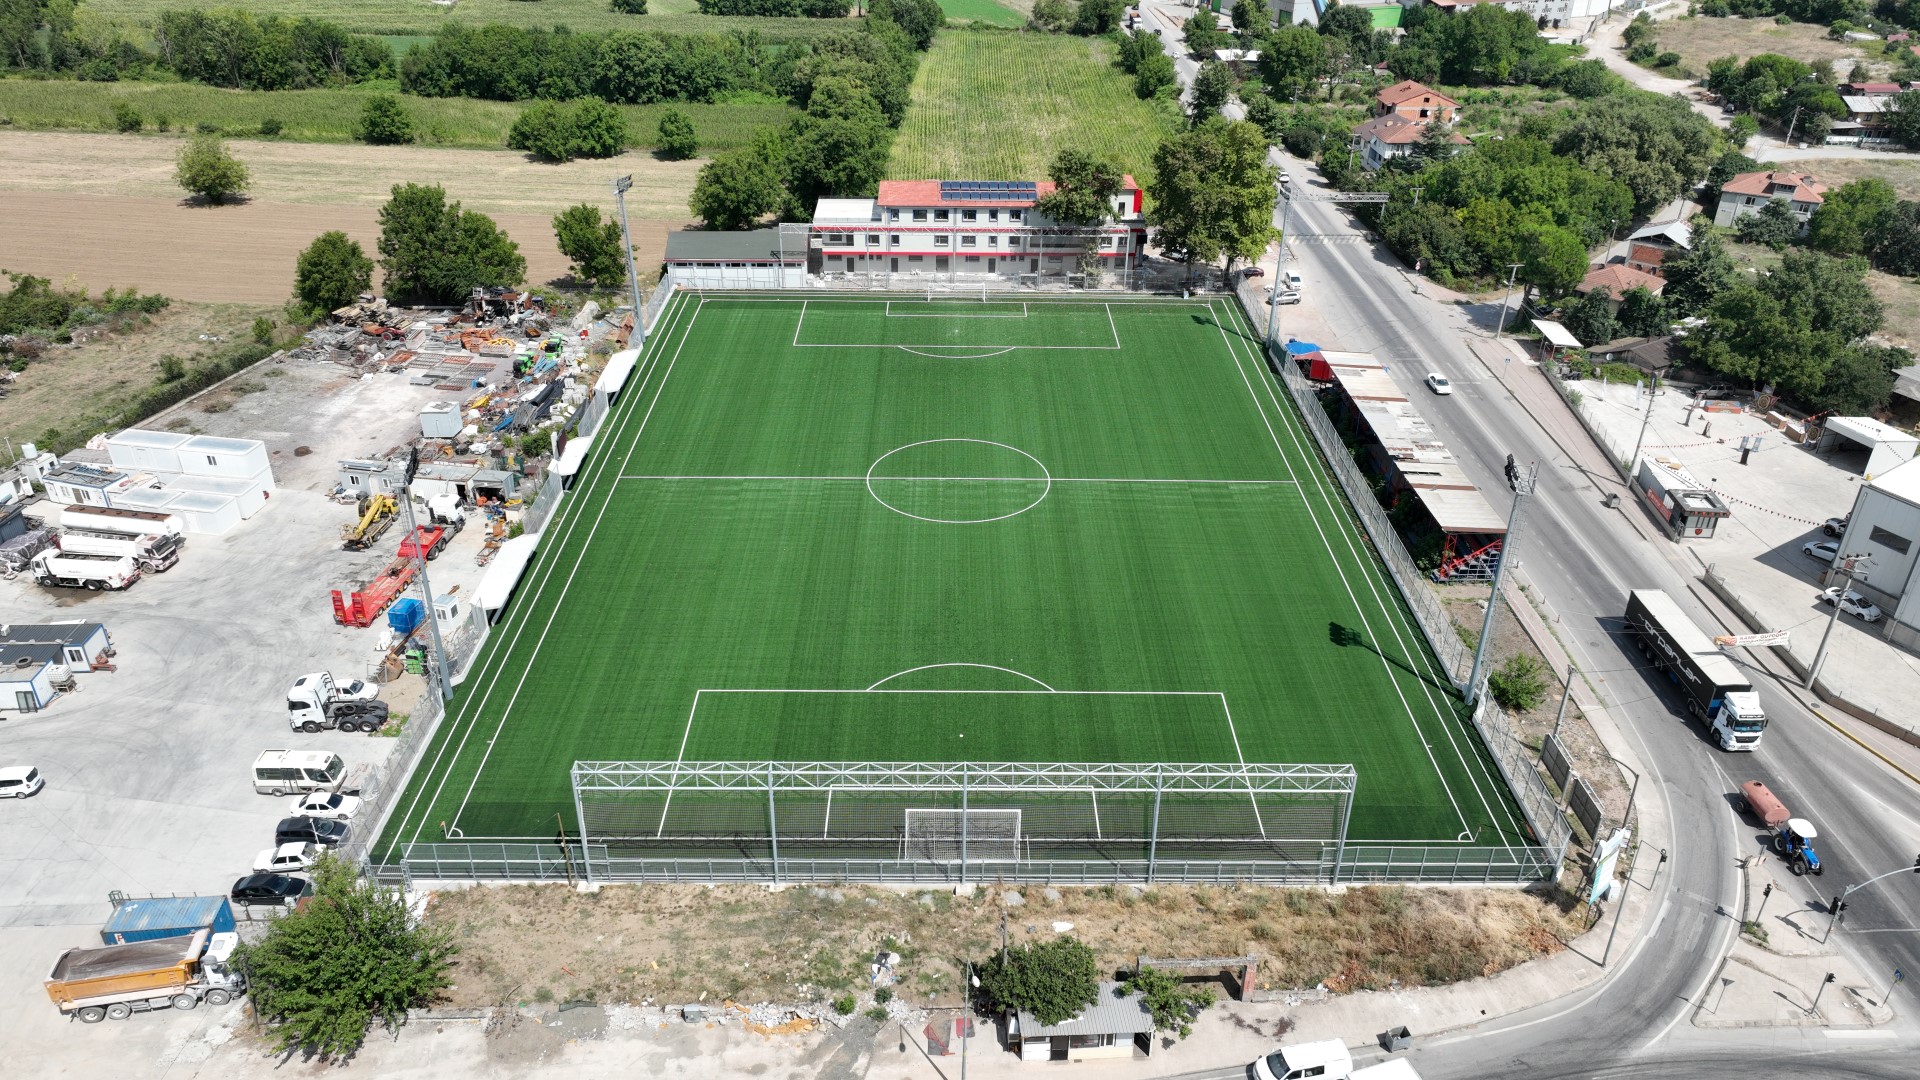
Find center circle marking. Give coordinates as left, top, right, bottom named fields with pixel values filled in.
left=865, top=439, right=1051, bottom=524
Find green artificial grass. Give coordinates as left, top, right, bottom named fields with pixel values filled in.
left=380, top=295, right=1526, bottom=859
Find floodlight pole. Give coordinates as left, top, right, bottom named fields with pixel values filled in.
left=1493, top=263, right=1524, bottom=341
left=1807, top=555, right=1870, bottom=689
left=612, top=175, right=648, bottom=348
left=1266, top=187, right=1296, bottom=350
left=401, top=459, right=452, bottom=704
left=1465, top=464, right=1536, bottom=704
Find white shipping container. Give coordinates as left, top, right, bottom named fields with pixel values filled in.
left=178, top=436, right=271, bottom=480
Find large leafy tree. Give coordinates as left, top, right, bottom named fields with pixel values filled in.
left=868, top=0, right=943, bottom=50
left=1516, top=222, right=1588, bottom=298
left=1806, top=178, right=1896, bottom=258
left=1702, top=151, right=1760, bottom=206
left=1134, top=47, right=1176, bottom=99
left=552, top=203, right=627, bottom=287
left=1258, top=24, right=1328, bottom=102
left=355, top=95, right=414, bottom=145
left=1147, top=118, right=1277, bottom=275
left=1119, top=966, right=1216, bottom=1040
left=1616, top=286, right=1668, bottom=339
left=1661, top=220, right=1736, bottom=318
left=689, top=133, right=789, bottom=230
left=1548, top=93, right=1717, bottom=214
left=293, top=231, right=375, bottom=314
left=1318, top=2, right=1376, bottom=66
left=174, top=133, right=250, bottom=205
left=1687, top=250, right=1894, bottom=403
left=377, top=183, right=526, bottom=302
left=1036, top=149, right=1124, bottom=225
left=1561, top=287, right=1617, bottom=347
left=1735, top=197, right=1801, bottom=251
left=1232, top=0, right=1265, bottom=35
left=976, top=937, right=1099, bottom=1027
left=656, top=107, right=698, bottom=159
left=1889, top=90, right=1920, bottom=152
left=1872, top=201, right=1920, bottom=277
left=1183, top=11, right=1231, bottom=57
left=235, top=855, right=456, bottom=1060
left=1190, top=59, right=1235, bottom=124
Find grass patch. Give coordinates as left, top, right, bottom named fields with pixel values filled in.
left=1642, top=15, right=1883, bottom=78
left=935, top=0, right=1025, bottom=27
left=0, top=79, right=794, bottom=154
left=888, top=29, right=1174, bottom=184
left=74, top=0, right=852, bottom=38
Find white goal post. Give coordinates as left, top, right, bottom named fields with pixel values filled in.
left=903, top=808, right=1021, bottom=864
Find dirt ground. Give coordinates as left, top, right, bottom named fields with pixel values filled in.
left=425, top=881, right=1579, bottom=1012
left=0, top=131, right=695, bottom=304
left=1651, top=16, right=1882, bottom=77
left=1775, top=156, right=1920, bottom=203
left=0, top=300, right=276, bottom=451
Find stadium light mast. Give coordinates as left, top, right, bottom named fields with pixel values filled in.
left=1465, top=462, right=1537, bottom=704
left=612, top=174, right=647, bottom=348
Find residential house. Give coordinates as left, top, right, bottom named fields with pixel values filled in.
left=1831, top=85, right=1904, bottom=146
left=1375, top=80, right=1459, bottom=124
left=1575, top=263, right=1666, bottom=308
left=808, top=179, right=1147, bottom=281
left=1711, top=171, right=1827, bottom=233
left=1589, top=335, right=1678, bottom=375
left=1352, top=114, right=1467, bottom=171
left=1624, top=219, right=1691, bottom=279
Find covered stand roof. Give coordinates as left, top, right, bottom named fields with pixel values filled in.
left=1322, top=353, right=1507, bottom=536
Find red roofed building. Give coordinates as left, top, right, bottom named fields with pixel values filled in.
left=1712, top=170, right=1827, bottom=233
left=1575, top=263, right=1666, bottom=307
left=1375, top=80, right=1460, bottom=124
left=1353, top=114, right=1468, bottom=171
left=808, top=178, right=1146, bottom=281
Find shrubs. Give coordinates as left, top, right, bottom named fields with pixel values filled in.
left=611, top=0, right=648, bottom=10
left=656, top=107, right=698, bottom=159
left=174, top=133, right=250, bottom=204
left=111, top=102, right=142, bottom=133
left=507, top=99, right=628, bottom=163
left=356, top=95, right=415, bottom=145
left=1488, top=654, right=1551, bottom=713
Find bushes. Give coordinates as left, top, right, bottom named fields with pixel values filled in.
left=611, top=0, right=648, bottom=10
left=1488, top=654, right=1551, bottom=712
left=507, top=98, right=629, bottom=162
left=355, top=95, right=415, bottom=145
left=401, top=22, right=764, bottom=104
left=111, top=101, right=141, bottom=133
left=656, top=107, right=698, bottom=158
left=697, top=0, right=851, bottom=14
left=152, top=11, right=391, bottom=91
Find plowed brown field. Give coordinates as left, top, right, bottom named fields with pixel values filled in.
left=0, top=132, right=696, bottom=304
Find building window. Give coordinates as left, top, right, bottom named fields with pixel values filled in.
left=934, top=235, right=950, bottom=246
left=965, top=255, right=981, bottom=262
left=888, top=208, right=899, bottom=221
left=988, top=236, right=999, bottom=248
left=908, top=255, right=923, bottom=262
left=934, top=209, right=950, bottom=221
left=961, top=235, right=977, bottom=247
left=961, top=209, right=976, bottom=221
left=1870, top=526, right=1912, bottom=554
left=1010, top=209, right=1023, bottom=221
left=826, top=233, right=852, bottom=245
left=1100, top=237, right=1114, bottom=249
left=1047, top=256, right=1062, bottom=263
left=912, top=209, right=927, bottom=221
left=989, top=208, right=999, bottom=221
left=890, top=234, right=901, bottom=246
left=866, top=233, right=880, bottom=245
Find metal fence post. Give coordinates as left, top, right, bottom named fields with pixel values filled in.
left=1147, top=764, right=1163, bottom=884
left=767, top=763, right=780, bottom=886
left=959, top=763, right=969, bottom=888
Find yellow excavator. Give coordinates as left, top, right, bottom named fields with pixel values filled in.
left=340, top=493, right=399, bottom=551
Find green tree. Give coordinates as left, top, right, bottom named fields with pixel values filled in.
left=1028, top=0, right=1072, bottom=32
left=870, top=0, right=944, bottom=50
left=1888, top=91, right=1920, bottom=152
left=1119, top=966, right=1216, bottom=1040
left=1622, top=12, right=1654, bottom=48
left=1190, top=59, right=1235, bottom=124
left=1518, top=222, right=1588, bottom=297
left=508, top=100, right=576, bottom=162
left=1807, top=178, right=1897, bottom=257
left=1147, top=118, right=1277, bottom=276
left=1556, top=59, right=1617, bottom=99
left=293, top=231, right=375, bottom=314
left=234, top=855, right=457, bottom=1060
left=1703, top=151, right=1760, bottom=205
left=1072, top=0, right=1125, bottom=35
left=355, top=95, right=414, bottom=145
left=377, top=182, right=526, bottom=302
left=1036, top=148, right=1123, bottom=225
left=611, top=0, right=647, bottom=11
left=552, top=203, right=627, bottom=287
left=976, top=937, right=1099, bottom=1027
left=786, top=110, right=891, bottom=210
left=1871, top=201, right=1920, bottom=277
left=1727, top=113, right=1759, bottom=149
left=1662, top=220, right=1736, bottom=317
left=174, top=133, right=250, bottom=205
left=1736, top=197, right=1802, bottom=250
left=1183, top=11, right=1230, bottom=57
left=1561, top=287, right=1618, bottom=347
left=1134, top=47, right=1177, bottom=99
left=689, top=134, right=788, bottom=230
left=1259, top=24, right=1328, bottom=101
left=1487, top=654, right=1550, bottom=712
left=1318, top=2, right=1376, bottom=65
left=1549, top=94, right=1718, bottom=214
left=656, top=107, right=698, bottom=159
left=1810, top=344, right=1906, bottom=415
left=569, top=97, right=628, bottom=158
left=1232, top=0, right=1265, bottom=35
left=112, top=101, right=142, bottom=133
left=1616, top=286, right=1668, bottom=338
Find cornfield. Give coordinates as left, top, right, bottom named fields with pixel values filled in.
left=76, top=0, right=842, bottom=38
left=887, top=30, right=1175, bottom=187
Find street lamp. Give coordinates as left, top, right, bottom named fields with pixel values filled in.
left=1627, top=361, right=1675, bottom=475
left=1492, top=263, right=1524, bottom=340
left=1265, top=184, right=1297, bottom=351
left=1821, top=855, right=1920, bottom=944
left=611, top=175, right=647, bottom=348
left=1806, top=553, right=1871, bottom=689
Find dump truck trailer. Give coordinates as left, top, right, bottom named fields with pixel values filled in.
left=45, top=929, right=245, bottom=1023
left=31, top=550, right=139, bottom=591
left=1625, top=589, right=1765, bottom=750
left=60, top=504, right=187, bottom=542
left=58, top=529, right=180, bottom=573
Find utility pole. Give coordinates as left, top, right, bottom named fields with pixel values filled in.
left=1627, top=363, right=1672, bottom=475
left=612, top=175, right=648, bottom=349
left=1807, top=554, right=1871, bottom=688
left=1266, top=185, right=1296, bottom=351
left=1466, top=463, right=1536, bottom=703
left=1493, top=263, right=1524, bottom=340
left=1542, top=662, right=1576, bottom=758
left=400, top=449, right=451, bottom=703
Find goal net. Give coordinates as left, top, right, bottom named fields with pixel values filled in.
left=904, top=808, right=1021, bottom=863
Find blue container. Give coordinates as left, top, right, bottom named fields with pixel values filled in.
left=100, top=896, right=236, bottom=945
left=388, top=597, right=425, bottom=637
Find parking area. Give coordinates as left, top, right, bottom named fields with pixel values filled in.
left=0, top=356, right=495, bottom=1055
left=1568, top=379, right=1920, bottom=725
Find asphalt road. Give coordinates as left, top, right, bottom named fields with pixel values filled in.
left=1142, top=6, right=1920, bottom=1074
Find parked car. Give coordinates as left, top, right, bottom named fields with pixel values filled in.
left=1818, top=587, right=1882, bottom=622
left=252, top=842, right=322, bottom=875
left=1822, top=515, right=1849, bottom=537
left=274, top=816, right=350, bottom=848
left=296, top=791, right=362, bottom=821
left=1801, top=540, right=1839, bottom=563
left=1243, top=266, right=1265, bottom=278
left=1267, top=289, right=1301, bottom=305
left=1425, top=373, right=1453, bottom=395
left=0, top=766, right=43, bottom=799
left=230, top=873, right=313, bottom=908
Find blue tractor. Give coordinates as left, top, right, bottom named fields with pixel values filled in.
left=1774, top=817, right=1824, bottom=876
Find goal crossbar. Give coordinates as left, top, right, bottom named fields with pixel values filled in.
left=572, top=760, right=1357, bottom=794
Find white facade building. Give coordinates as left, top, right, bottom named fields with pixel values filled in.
left=1837, top=455, right=1920, bottom=651
left=809, top=179, right=1148, bottom=284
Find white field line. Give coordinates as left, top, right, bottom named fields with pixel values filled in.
left=1215, top=693, right=1268, bottom=840
left=436, top=296, right=708, bottom=843
left=1214, top=299, right=1517, bottom=850
left=885, top=300, right=1031, bottom=318
left=393, top=291, right=699, bottom=857
left=657, top=689, right=705, bottom=837
left=1203, top=299, right=1475, bottom=844
left=1218, top=298, right=1521, bottom=847
left=615, top=474, right=1299, bottom=484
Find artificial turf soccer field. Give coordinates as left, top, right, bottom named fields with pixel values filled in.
left=379, top=294, right=1527, bottom=860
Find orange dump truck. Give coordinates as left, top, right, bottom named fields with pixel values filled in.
left=45, top=929, right=246, bottom=1023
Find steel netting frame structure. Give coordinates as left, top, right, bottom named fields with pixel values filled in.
left=571, top=760, right=1357, bottom=885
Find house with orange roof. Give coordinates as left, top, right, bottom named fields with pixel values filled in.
left=1352, top=114, right=1468, bottom=171
left=1375, top=80, right=1460, bottom=124
left=1711, top=171, right=1828, bottom=233
left=1574, top=263, right=1666, bottom=308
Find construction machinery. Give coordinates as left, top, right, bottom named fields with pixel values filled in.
left=45, top=929, right=246, bottom=1023
left=340, top=494, right=398, bottom=551
left=330, top=556, right=418, bottom=627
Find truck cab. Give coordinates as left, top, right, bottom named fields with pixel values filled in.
left=1712, top=690, right=1766, bottom=750
left=287, top=672, right=388, bottom=732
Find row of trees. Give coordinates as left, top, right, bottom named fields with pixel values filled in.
left=695, top=0, right=851, bottom=14
left=291, top=183, right=527, bottom=310
left=151, top=9, right=392, bottom=90
left=688, top=7, right=938, bottom=227
left=399, top=24, right=768, bottom=104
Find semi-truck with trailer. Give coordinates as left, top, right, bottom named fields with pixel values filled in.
left=30, top=550, right=139, bottom=591
left=1625, top=589, right=1766, bottom=750
left=45, top=929, right=246, bottom=1023
left=286, top=672, right=389, bottom=732
left=58, top=528, right=181, bottom=573
left=60, top=504, right=187, bottom=542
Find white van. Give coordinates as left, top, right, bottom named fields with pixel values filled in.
left=1253, top=1039, right=1353, bottom=1080
left=253, top=751, right=346, bottom=796
left=1284, top=269, right=1304, bottom=290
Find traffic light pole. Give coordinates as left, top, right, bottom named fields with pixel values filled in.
left=1823, top=859, right=1920, bottom=943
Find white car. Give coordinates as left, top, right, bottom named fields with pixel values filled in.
left=1425, top=373, right=1453, bottom=395
left=1801, top=540, right=1839, bottom=563
left=1819, top=587, right=1882, bottom=623
left=253, top=841, right=322, bottom=874
left=0, top=766, right=44, bottom=799
left=296, top=790, right=363, bottom=821
left=1252, top=1039, right=1353, bottom=1080
left=1278, top=171, right=1292, bottom=186
left=1267, top=289, right=1301, bottom=305
left=331, top=676, right=379, bottom=702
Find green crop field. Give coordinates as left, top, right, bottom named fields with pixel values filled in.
left=378, top=293, right=1528, bottom=873
left=888, top=29, right=1175, bottom=183
left=76, top=0, right=848, bottom=38
left=935, top=0, right=1025, bottom=27
left=0, top=79, right=794, bottom=153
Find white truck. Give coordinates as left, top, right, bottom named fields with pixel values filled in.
left=60, top=504, right=187, bottom=542
left=286, top=672, right=389, bottom=733
left=45, top=929, right=246, bottom=1023
left=58, top=528, right=181, bottom=573
left=1253, top=1041, right=1424, bottom=1080
left=30, top=550, right=139, bottom=591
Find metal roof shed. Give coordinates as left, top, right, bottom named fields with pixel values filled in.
left=178, top=435, right=271, bottom=480
left=1010, top=982, right=1153, bottom=1062
left=1818, top=416, right=1919, bottom=480
left=162, top=490, right=244, bottom=535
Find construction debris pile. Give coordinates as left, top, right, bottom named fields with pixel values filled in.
left=293, top=289, right=582, bottom=387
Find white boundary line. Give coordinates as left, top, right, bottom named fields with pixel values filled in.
left=1212, top=299, right=1522, bottom=850
left=867, top=662, right=1056, bottom=691
left=391, top=291, right=702, bottom=857
left=885, top=300, right=1030, bottom=318
left=615, top=474, right=1300, bottom=485
left=790, top=298, right=1120, bottom=351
